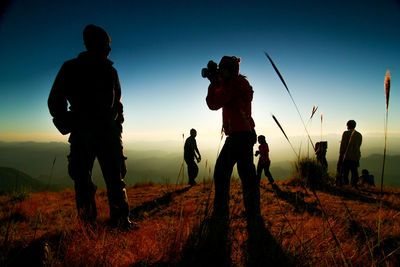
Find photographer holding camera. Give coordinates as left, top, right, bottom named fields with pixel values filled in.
left=204, top=56, right=260, bottom=221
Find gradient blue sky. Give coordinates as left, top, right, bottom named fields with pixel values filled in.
left=0, top=0, right=399, bottom=154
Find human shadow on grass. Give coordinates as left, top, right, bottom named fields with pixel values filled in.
left=178, top=213, right=231, bottom=267
left=262, top=184, right=322, bottom=216
left=246, top=215, right=295, bottom=267
left=129, top=186, right=191, bottom=220
left=323, top=185, right=400, bottom=211
left=178, top=213, right=295, bottom=266
left=1, top=232, right=63, bottom=267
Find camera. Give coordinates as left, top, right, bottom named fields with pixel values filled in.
left=201, top=60, right=218, bottom=79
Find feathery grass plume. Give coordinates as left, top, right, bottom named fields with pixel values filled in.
left=306, top=105, right=318, bottom=157
left=320, top=113, right=323, bottom=141
left=265, top=52, right=315, bottom=150
left=272, top=114, right=299, bottom=158
left=378, top=70, right=391, bottom=244
left=385, top=70, right=391, bottom=110
left=310, top=105, right=318, bottom=119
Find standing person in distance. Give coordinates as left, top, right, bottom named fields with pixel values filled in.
left=337, top=120, right=362, bottom=188
left=204, top=56, right=260, bottom=220
left=48, top=24, right=132, bottom=229
left=255, top=135, right=275, bottom=184
left=184, top=128, right=201, bottom=186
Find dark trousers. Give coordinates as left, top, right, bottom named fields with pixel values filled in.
left=256, top=160, right=274, bottom=183
left=316, top=155, right=328, bottom=169
left=213, top=131, right=260, bottom=219
left=185, top=159, right=199, bottom=185
left=341, top=160, right=359, bottom=187
left=68, top=128, right=129, bottom=222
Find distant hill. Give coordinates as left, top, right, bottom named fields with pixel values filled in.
left=0, top=167, right=60, bottom=193
left=326, top=154, right=400, bottom=187
left=360, top=154, right=400, bottom=187
left=0, top=142, right=398, bottom=188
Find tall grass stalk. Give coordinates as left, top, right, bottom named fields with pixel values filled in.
left=306, top=187, right=349, bottom=267
left=182, top=133, right=185, bottom=184
left=272, top=114, right=299, bottom=159
left=269, top=185, right=310, bottom=257
left=306, top=106, right=318, bottom=157
left=338, top=196, right=374, bottom=263
left=293, top=158, right=348, bottom=265
left=176, top=133, right=186, bottom=187
left=46, top=156, right=57, bottom=191
left=378, top=70, right=391, bottom=245
left=265, top=52, right=315, bottom=150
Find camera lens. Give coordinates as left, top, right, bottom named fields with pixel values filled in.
left=201, top=68, right=209, bottom=78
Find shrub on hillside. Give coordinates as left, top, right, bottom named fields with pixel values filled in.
left=290, top=157, right=331, bottom=190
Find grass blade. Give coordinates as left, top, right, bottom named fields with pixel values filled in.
left=272, top=114, right=299, bottom=158
left=265, top=52, right=315, bottom=150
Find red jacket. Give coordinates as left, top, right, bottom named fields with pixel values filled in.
left=259, top=143, right=270, bottom=162
left=206, top=75, right=255, bottom=134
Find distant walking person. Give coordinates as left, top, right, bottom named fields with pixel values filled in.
left=337, top=120, right=362, bottom=188
left=255, top=135, right=274, bottom=184
left=204, top=56, right=260, bottom=220
left=184, top=129, right=201, bottom=186
left=48, top=25, right=132, bottom=229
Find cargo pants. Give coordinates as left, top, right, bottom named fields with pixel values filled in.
left=67, top=125, right=129, bottom=222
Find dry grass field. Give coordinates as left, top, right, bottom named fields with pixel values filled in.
left=1, top=178, right=400, bottom=266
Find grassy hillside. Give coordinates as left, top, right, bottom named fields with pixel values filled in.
left=0, top=179, right=399, bottom=266
left=0, top=167, right=60, bottom=194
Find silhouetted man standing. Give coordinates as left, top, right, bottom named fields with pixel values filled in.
left=337, top=120, right=362, bottom=188
left=184, top=129, right=201, bottom=186
left=48, top=24, right=132, bottom=229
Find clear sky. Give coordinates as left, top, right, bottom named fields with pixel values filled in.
left=0, top=0, right=399, bottom=155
